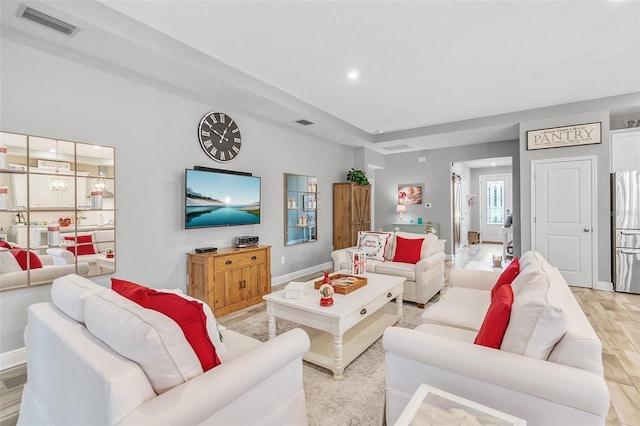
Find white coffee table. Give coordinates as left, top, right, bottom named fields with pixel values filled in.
left=263, top=272, right=404, bottom=379
left=394, top=384, right=526, bottom=426
left=95, top=253, right=115, bottom=273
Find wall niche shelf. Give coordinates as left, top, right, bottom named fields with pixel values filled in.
left=284, top=173, right=317, bottom=246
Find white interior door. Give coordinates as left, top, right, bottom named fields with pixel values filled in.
left=532, top=157, right=596, bottom=287
left=480, top=174, right=512, bottom=243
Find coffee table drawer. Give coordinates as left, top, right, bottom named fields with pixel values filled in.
left=341, top=284, right=402, bottom=330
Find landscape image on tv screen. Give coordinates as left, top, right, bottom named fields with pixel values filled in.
left=185, top=169, right=261, bottom=228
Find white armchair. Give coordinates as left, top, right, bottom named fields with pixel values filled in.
left=332, top=232, right=445, bottom=307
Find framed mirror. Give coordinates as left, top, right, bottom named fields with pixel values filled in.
left=0, top=131, right=116, bottom=291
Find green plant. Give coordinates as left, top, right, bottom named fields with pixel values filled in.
left=346, top=168, right=369, bottom=185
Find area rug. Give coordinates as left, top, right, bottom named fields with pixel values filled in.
left=223, top=301, right=427, bottom=426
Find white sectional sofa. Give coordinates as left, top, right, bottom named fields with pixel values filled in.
left=18, top=274, right=310, bottom=426
left=383, top=251, right=609, bottom=426
left=0, top=247, right=89, bottom=289
left=331, top=231, right=445, bottom=307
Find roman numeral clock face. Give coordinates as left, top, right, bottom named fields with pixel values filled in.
left=198, top=112, right=242, bottom=162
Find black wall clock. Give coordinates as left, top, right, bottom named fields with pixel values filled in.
left=198, top=112, right=242, bottom=162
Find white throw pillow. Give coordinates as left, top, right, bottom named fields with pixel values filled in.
left=159, top=288, right=227, bottom=358
left=0, top=248, right=21, bottom=273
left=84, top=289, right=203, bottom=394
left=357, top=232, right=392, bottom=261
left=501, top=270, right=570, bottom=359
left=518, top=250, right=553, bottom=276
left=51, top=274, right=107, bottom=323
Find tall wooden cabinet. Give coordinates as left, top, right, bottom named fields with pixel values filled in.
left=187, top=245, right=271, bottom=316
left=333, top=183, right=371, bottom=250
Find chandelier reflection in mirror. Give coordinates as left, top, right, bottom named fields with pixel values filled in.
left=91, top=164, right=108, bottom=191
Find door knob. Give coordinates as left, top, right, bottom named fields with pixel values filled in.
left=583, top=228, right=591, bottom=232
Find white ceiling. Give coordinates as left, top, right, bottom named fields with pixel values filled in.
left=1, top=0, right=639, bottom=154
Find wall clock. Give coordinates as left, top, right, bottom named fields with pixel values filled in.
left=198, top=112, right=242, bottom=162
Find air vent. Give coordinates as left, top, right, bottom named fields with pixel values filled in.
left=383, top=145, right=411, bottom=151
left=18, top=5, right=79, bottom=36
left=295, top=119, right=314, bottom=126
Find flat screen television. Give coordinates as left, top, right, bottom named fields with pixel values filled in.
left=185, top=168, right=261, bottom=229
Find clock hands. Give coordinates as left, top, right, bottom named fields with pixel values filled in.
left=212, top=128, right=229, bottom=143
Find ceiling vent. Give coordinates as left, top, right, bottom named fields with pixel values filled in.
left=295, top=119, right=314, bottom=126
left=17, top=5, right=79, bottom=36
left=383, top=144, right=411, bottom=151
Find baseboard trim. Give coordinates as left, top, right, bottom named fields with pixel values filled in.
left=272, top=262, right=333, bottom=287
left=0, top=347, right=26, bottom=371
left=595, top=281, right=613, bottom=291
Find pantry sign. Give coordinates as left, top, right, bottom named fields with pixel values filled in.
left=527, top=122, right=601, bottom=151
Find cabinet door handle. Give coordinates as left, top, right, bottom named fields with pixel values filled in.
left=226, top=260, right=232, bottom=265
left=238, top=281, right=242, bottom=289
left=360, top=308, right=367, bottom=315
left=251, top=256, right=257, bottom=260
left=621, top=249, right=640, bottom=255
left=387, top=292, right=392, bottom=298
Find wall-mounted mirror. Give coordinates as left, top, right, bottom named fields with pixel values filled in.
left=284, top=173, right=317, bottom=246
left=0, top=131, right=116, bottom=291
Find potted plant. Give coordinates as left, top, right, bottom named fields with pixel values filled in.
left=346, top=168, right=369, bottom=185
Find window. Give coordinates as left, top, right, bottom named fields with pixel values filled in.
left=486, top=180, right=504, bottom=225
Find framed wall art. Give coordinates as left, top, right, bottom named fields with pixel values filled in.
left=527, top=122, right=601, bottom=151
left=398, top=184, right=423, bottom=205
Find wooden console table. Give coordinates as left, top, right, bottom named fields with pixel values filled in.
left=187, top=245, right=271, bottom=316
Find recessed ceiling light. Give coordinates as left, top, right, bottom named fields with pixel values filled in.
left=347, top=70, right=359, bottom=80
left=491, top=162, right=496, bottom=166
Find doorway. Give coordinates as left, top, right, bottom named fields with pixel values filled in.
left=532, top=156, right=596, bottom=287
left=452, top=174, right=462, bottom=254
left=479, top=174, right=512, bottom=243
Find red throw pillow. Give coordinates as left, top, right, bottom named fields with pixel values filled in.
left=64, top=235, right=97, bottom=256
left=0, top=241, right=12, bottom=249
left=474, top=284, right=514, bottom=349
left=111, top=278, right=220, bottom=371
left=491, top=257, right=519, bottom=299
left=392, top=236, right=424, bottom=264
left=11, top=249, right=43, bottom=270
left=111, top=278, right=150, bottom=305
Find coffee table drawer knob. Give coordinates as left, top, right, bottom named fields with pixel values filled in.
left=360, top=308, right=367, bottom=315
left=387, top=292, right=392, bottom=298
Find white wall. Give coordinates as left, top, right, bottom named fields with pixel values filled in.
left=519, top=111, right=611, bottom=284
left=373, top=140, right=520, bottom=257
left=0, top=37, right=353, bottom=353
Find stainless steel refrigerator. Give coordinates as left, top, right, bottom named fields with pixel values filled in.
left=612, top=171, right=640, bottom=294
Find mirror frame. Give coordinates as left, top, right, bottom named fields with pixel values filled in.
left=0, top=131, right=116, bottom=291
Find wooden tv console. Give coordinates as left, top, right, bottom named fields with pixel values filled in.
left=187, top=245, right=271, bottom=316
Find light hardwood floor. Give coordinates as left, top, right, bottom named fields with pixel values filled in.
left=1, top=244, right=638, bottom=426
